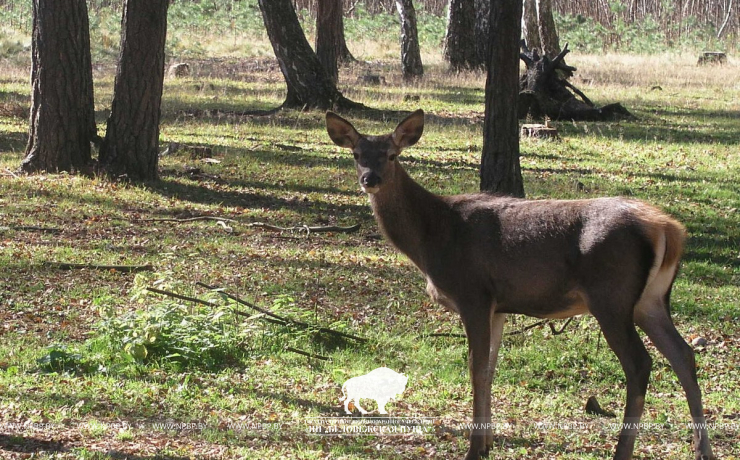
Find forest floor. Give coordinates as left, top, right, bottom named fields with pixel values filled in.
left=1, top=55, right=739, bottom=459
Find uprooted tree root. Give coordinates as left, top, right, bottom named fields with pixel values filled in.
left=518, top=42, right=634, bottom=122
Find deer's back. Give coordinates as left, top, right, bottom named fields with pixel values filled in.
left=424, top=195, right=675, bottom=317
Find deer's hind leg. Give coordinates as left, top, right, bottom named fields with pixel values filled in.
left=634, top=279, right=714, bottom=460
left=587, top=283, right=653, bottom=460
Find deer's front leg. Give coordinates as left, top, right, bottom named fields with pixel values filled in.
left=462, top=308, right=494, bottom=460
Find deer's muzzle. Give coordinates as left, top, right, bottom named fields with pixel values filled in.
left=360, top=172, right=381, bottom=194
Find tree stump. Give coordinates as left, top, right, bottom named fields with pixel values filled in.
left=697, top=52, right=727, bottom=65
left=518, top=42, right=633, bottom=122
left=521, top=122, right=559, bottom=139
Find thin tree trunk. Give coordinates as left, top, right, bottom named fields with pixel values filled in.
left=100, top=0, right=168, bottom=181
left=395, top=0, right=424, bottom=80
left=536, top=0, right=561, bottom=58
left=717, top=0, right=734, bottom=38
left=474, top=0, right=491, bottom=69
left=480, top=0, right=524, bottom=197
left=21, top=0, right=96, bottom=174
left=259, top=0, right=358, bottom=110
left=444, top=0, right=479, bottom=71
left=522, top=0, right=541, bottom=50
left=316, top=0, right=341, bottom=83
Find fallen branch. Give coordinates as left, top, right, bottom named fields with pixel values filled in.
left=134, top=216, right=237, bottom=223
left=248, top=222, right=360, bottom=235
left=507, top=318, right=575, bottom=337
left=548, top=317, right=574, bottom=335
left=2, top=168, right=19, bottom=178
left=286, top=347, right=330, bottom=361
left=197, top=282, right=367, bottom=343
left=422, top=332, right=467, bottom=339
left=146, top=287, right=286, bottom=325
left=195, top=282, right=288, bottom=324
left=506, top=319, right=548, bottom=336
left=146, top=287, right=217, bottom=307
left=1, top=225, right=62, bottom=234
left=45, top=262, right=154, bottom=272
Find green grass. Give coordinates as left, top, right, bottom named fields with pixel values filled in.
left=2, top=48, right=740, bottom=460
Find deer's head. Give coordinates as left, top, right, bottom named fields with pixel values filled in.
left=326, top=110, right=424, bottom=194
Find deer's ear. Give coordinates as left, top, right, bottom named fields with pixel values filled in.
left=326, top=112, right=361, bottom=149
left=392, top=109, right=424, bottom=149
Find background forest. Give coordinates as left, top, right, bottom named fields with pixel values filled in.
left=1, top=0, right=738, bottom=62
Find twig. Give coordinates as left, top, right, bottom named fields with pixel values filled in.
left=286, top=347, right=330, bottom=361
left=195, top=282, right=289, bottom=324
left=1, top=225, right=62, bottom=234
left=548, top=317, right=574, bottom=335
left=506, top=319, right=548, bottom=336
left=422, top=332, right=467, bottom=339
left=2, top=168, right=19, bottom=178
left=146, top=287, right=285, bottom=325
left=506, top=318, right=575, bottom=337
left=146, top=287, right=217, bottom=306
left=248, top=222, right=360, bottom=235
left=197, top=282, right=367, bottom=343
left=44, top=262, right=154, bottom=272
left=134, top=216, right=237, bottom=223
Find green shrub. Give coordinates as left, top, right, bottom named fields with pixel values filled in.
left=36, top=345, right=93, bottom=375
left=94, top=274, right=253, bottom=370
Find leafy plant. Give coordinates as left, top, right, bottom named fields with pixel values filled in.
left=95, top=287, right=251, bottom=370
left=36, top=344, right=91, bottom=375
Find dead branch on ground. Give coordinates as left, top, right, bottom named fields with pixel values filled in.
left=44, top=262, right=154, bottom=272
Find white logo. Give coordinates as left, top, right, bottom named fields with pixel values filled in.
left=340, top=367, right=408, bottom=415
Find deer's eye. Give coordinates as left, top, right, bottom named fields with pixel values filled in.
left=388, top=154, right=397, bottom=162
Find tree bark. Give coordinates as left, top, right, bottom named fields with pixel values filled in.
left=259, top=0, right=357, bottom=110
left=395, top=0, right=424, bottom=80
left=444, top=0, right=479, bottom=71
left=100, top=0, right=168, bottom=181
left=522, top=0, right=540, bottom=50
left=474, top=0, right=491, bottom=69
left=536, top=0, right=561, bottom=58
left=316, top=0, right=341, bottom=83
left=320, top=0, right=355, bottom=64
left=21, top=0, right=96, bottom=174
left=480, top=0, right=524, bottom=197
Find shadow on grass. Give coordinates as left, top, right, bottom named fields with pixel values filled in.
left=149, top=173, right=369, bottom=218
left=0, top=128, right=26, bottom=153
left=0, top=434, right=192, bottom=460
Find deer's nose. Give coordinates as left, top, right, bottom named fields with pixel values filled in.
left=361, top=172, right=381, bottom=188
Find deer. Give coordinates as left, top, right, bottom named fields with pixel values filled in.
left=325, top=109, right=714, bottom=460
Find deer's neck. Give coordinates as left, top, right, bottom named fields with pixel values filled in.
left=368, top=165, right=449, bottom=271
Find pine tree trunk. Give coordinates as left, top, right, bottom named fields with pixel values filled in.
left=395, top=0, right=424, bottom=80
left=100, top=0, right=168, bottom=181
left=21, top=0, right=96, bottom=174
left=444, top=0, right=479, bottom=71
left=316, top=0, right=355, bottom=65
left=480, top=0, right=524, bottom=197
left=316, top=0, right=341, bottom=83
left=522, top=0, right=541, bottom=50
left=536, top=0, right=561, bottom=58
left=474, top=0, right=491, bottom=69
left=259, top=0, right=358, bottom=110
